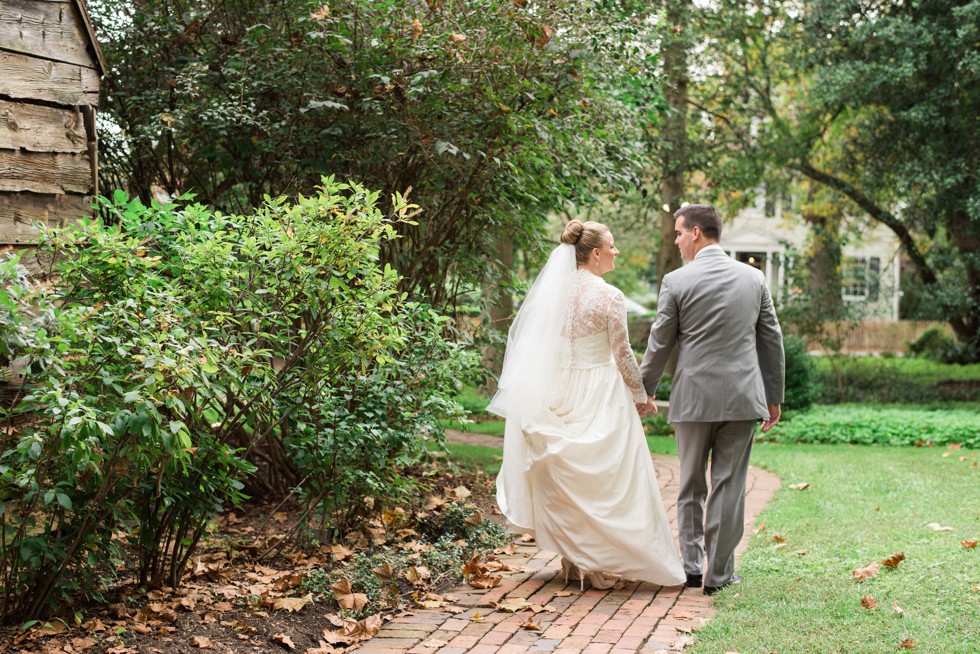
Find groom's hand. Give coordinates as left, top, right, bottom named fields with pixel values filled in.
left=760, top=403, right=781, bottom=432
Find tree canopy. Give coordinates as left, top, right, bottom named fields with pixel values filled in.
left=693, top=0, right=979, bottom=360
left=92, top=0, right=656, bottom=309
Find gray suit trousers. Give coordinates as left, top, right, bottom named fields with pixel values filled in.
left=674, top=420, right=756, bottom=587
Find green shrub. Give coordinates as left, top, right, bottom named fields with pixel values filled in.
left=782, top=334, right=814, bottom=411
left=759, top=405, right=980, bottom=448
left=908, top=326, right=957, bottom=361
left=0, top=178, right=476, bottom=622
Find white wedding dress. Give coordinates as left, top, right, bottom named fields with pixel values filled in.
left=496, top=268, right=685, bottom=586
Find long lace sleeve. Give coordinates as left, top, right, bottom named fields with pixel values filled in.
left=606, top=290, right=647, bottom=404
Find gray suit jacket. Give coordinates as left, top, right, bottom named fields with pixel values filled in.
left=639, top=246, right=785, bottom=423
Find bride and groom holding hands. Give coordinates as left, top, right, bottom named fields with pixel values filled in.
left=488, top=203, right=785, bottom=595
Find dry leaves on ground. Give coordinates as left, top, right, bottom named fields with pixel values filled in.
left=852, top=561, right=881, bottom=581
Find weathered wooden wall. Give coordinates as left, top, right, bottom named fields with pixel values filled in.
left=0, top=0, right=103, bottom=245
left=0, top=0, right=104, bottom=390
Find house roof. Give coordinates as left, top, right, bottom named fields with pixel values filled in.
left=75, top=0, right=107, bottom=77
left=721, top=229, right=786, bottom=252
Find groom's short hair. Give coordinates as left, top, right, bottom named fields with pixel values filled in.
left=676, top=204, right=722, bottom=241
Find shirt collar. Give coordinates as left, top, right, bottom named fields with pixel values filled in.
left=694, top=244, right=725, bottom=260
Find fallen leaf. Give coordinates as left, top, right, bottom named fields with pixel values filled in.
left=881, top=552, right=906, bottom=568
left=773, top=534, right=786, bottom=543
left=520, top=615, right=540, bottom=631
left=899, top=638, right=915, bottom=649
left=789, top=482, right=810, bottom=490
left=420, top=639, right=447, bottom=648
left=425, top=495, right=446, bottom=510
left=274, top=594, right=313, bottom=613
left=852, top=561, right=880, bottom=581
left=372, top=562, right=395, bottom=580
left=493, top=597, right=531, bottom=613
left=796, top=549, right=809, bottom=556
left=753, top=521, right=767, bottom=535
left=407, top=565, right=432, bottom=585
left=961, top=540, right=978, bottom=549
left=330, top=544, right=354, bottom=562
left=71, top=637, right=98, bottom=650
left=894, top=602, right=905, bottom=616
left=190, top=636, right=212, bottom=649
left=861, top=596, right=877, bottom=610
left=273, top=633, right=296, bottom=650
left=528, top=603, right=556, bottom=614
left=37, top=619, right=70, bottom=636
left=948, top=443, right=963, bottom=450
left=925, top=522, right=954, bottom=531
left=213, top=601, right=234, bottom=612
left=275, top=573, right=305, bottom=592
left=330, top=578, right=368, bottom=611
left=305, top=644, right=338, bottom=654
left=554, top=591, right=574, bottom=597
left=470, top=611, right=483, bottom=622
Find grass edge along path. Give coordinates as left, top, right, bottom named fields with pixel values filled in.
left=688, top=442, right=980, bottom=654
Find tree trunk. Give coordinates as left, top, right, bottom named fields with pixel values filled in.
left=656, top=0, right=690, bottom=287
left=482, top=236, right=515, bottom=393
left=802, top=182, right=842, bottom=317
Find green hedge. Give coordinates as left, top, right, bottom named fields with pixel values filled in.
left=760, top=405, right=980, bottom=448
left=810, top=356, right=980, bottom=404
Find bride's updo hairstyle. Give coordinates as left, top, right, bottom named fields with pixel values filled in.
left=561, top=220, right=609, bottom=267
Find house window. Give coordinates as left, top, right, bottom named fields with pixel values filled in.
left=841, top=256, right=881, bottom=301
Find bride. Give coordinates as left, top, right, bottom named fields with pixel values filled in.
left=488, top=220, right=685, bottom=589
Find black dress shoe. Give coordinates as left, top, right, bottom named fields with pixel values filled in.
left=704, top=575, right=742, bottom=596
left=685, top=573, right=703, bottom=588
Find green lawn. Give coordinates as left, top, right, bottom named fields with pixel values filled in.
left=692, top=442, right=980, bottom=654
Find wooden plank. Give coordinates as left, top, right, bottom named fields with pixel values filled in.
left=0, top=51, right=99, bottom=105
left=0, top=99, right=87, bottom=153
left=0, top=0, right=97, bottom=69
left=0, top=150, right=93, bottom=194
left=0, top=192, right=92, bottom=244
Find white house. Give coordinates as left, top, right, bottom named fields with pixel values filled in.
left=719, top=195, right=902, bottom=320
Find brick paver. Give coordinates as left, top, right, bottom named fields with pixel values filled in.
left=354, top=432, right=778, bottom=654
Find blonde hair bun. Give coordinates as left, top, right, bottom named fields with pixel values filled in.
left=561, top=220, right=584, bottom=245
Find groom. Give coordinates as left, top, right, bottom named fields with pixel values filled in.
left=639, top=203, right=784, bottom=595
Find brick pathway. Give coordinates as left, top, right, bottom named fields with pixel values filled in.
left=354, top=432, right=779, bottom=654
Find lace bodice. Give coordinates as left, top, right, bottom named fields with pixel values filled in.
left=563, top=269, right=647, bottom=403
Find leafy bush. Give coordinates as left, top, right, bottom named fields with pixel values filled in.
left=908, top=327, right=958, bottom=362
left=782, top=334, right=814, bottom=411
left=758, top=405, right=980, bottom=448
left=0, top=178, right=476, bottom=622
